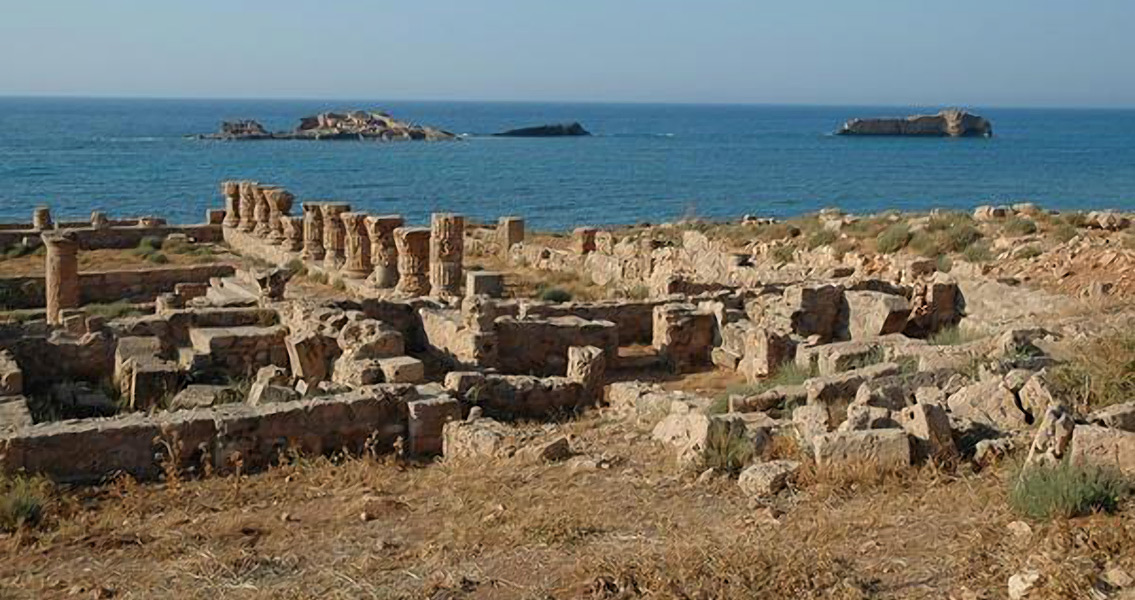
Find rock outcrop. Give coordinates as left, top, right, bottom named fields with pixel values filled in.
left=836, top=109, right=992, bottom=137
left=201, top=110, right=456, bottom=141
left=493, top=122, right=591, bottom=137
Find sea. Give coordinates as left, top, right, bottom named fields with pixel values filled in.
left=1, top=98, right=1133, bottom=230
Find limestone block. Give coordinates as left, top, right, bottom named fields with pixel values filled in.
left=813, top=429, right=911, bottom=471
left=169, top=385, right=242, bottom=410
left=793, top=403, right=834, bottom=448
left=466, top=271, right=505, bottom=298
left=0, top=396, right=32, bottom=431
left=332, top=358, right=385, bottom=387
left=805, top=362, right=901, bottom=407
left=737, top=326, right=795, bottom=383
left=845, top=291, right=911, bottom=340
left=1023, top=404, right=1074, bottom=469
left=566, top=345, right=606, bottom=397
left=711, top=347, right=741, bottom=371
left=783, top=283, right=845, bottom=342
left=839, top=405, right=897, bottom=431
left=1070, top=425, right=1135, bottom=477
left=899, top=402, right=957, bottom=461
left=1089, top=401, right=1135, bottom=432
left=498, top=216, right=525, bottom=253
left=947, top=379, right=1031, bottom=432
left=286, top=330, right=335, bottom=386
left=444, top=371, right=487, bottom=397
left=376, top=356, right=425, bottom=384
left=652, top=303, right=716, bottom=373
left=408, top=395, right=462, bottom=455
left=0, top=351, right=24, bottom=396
left=442, top=417, right=514, bottom=459
left=337, top=319, right=404, bottom=361
left=738, top=460, right=801, bottom=498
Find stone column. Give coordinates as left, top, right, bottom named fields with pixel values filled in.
left=90, top=211, right=109, bottom=230
left=340, top=212, right=371, bottom=279
left=574, top=227, right=597, bottom=255
left=253, top=185, right=275, bottom=238
left=281, top=216, right=305, bottom=252
left=320, top=203, right=351, bottom=270
left=43, top=232, right=79, bottom=326
left=498, top=216, right=524, bottom=253
left=264, top=187, right=294, bottom=245
left=301, top=202, right=325, bottom=261
left=222, top=181, right=241, bottom=228
left=364, top=215, right=403, bottom=288
left=238, top=181, right=258, bottom=232
left=33, top=206, right=52, bottom=232
left=429, top=213, right=464, bottom=297
left=394, top=227, right=431, bottom=296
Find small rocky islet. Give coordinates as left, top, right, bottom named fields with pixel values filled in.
left=199, top=110, right=457, bottom=141
left=837, top=108, right=993, bottom=137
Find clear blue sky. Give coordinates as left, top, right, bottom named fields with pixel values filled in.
left=2, top=0, right=1132, bottom=107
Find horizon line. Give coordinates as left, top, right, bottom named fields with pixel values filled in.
left=1, top=93, right=1133, bottom=112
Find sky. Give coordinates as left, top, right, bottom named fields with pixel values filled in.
left=1, top=0, right=1133, bottom=108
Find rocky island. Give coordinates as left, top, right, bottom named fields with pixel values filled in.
left=199, top=110, right=456, bottom=141
left=837, top=108, right=993, bottom=137
left=493, top=122, right=591, bottom=137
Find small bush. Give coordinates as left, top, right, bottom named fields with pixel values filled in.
left=907, top=231, right=942, bottom=257
left=1048, top=328, right=1135, bottom=413
left=1061, top=212, right=1088, bottom=228
left=770, top=244, right=796, bottom=263
left=624, top=284, right=650, bottom=300
left=0, top=475, right=48, bottom=532
left=876, top=224, right=911, bottom=254
left=1003, top=217, right=1038, bottom=237
left=540, top=287, right=573, bottom=303
left=331, top=278, right=347, bottom=291
left=308, top=271, right=329, bottom=285
left=2, top=243, right=38, bottom=260
left=961, top=242, right=993, bottom=263
left=137, top=236, right=162, bottom=253
left=146, top=252, right=170, bottom=265
left=924, top=212, right=974, bottom=232
left=285, top=258, right=308, bottom=276
left=1052, top=223, right=1078, bottom=243
left=936, top=254, right=953, bottom=273
left=1010, top=462, right=1128, bottom=520
left=928, top=325, right=982, bottom=346
left=701, top=421, right=756, bottom=476
left=806, top=229, right=838, bottom=250
left=941, top=224, right=982, bottom=252
left=1015, top=245, right=1042, bottom=259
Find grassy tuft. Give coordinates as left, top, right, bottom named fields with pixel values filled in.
left=1002, top=217, right=1038, bottom=237
left=0, top=474, right=49, bottom=532
left=145, top=252, right=170, bottom=265
left=961, top=241, right=994, bottom=263
left=1015, top=245, right=1043, bottom=259
left=85, top=301, right=145, bottom=320
left=1048, top=327, right=1135, bottom=413
left=806, top=229, right=838, bottom=250
left=875, top=224, right=911, bottom=254
left=928, top=325, right=983, bottom=346
left=1010, top=462, right=1128, bottom=520
left=701, top=420, right=756, bottom=476
left=770, top=244, right=796, bottom=263
left=539, top=287, right=573, bottom=303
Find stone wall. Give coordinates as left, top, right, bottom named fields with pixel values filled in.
left=0, top=265, right=236, bottom=310
left=0, top=384, right=417, bottom=483
left=495, top=316, right=618, bottom=376
left=0, top=224, right=222, bottom=252
left=0, top=332, right=117, bottom=387
left=520, top=299, right=664, bottom=345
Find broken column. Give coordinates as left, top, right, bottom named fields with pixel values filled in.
left=461, top=294, right=500, bottom=367
left=574, top=227, right=598, bottom=254
left=90, top=211, right=109, bottom=230
left=320, top=203, right=351, bottom=270
left=364, top=215, right=403, bottom=288
left=301, top=202, right=325, bottom=261
left=221, top=180, right=241, bottom=228
left=281, top=216, right=304, bottom=252
left=498, top=216, right=525, bottom=255
left=238, top=181, right=257, bottom=232
left=394, top=227, right=431, bottom=296
left=340, top=212, right=371, bottom=279
left=33, top=206, right=52, bottom=232
left=429, top=213, right=464, bottom=297
left=264, top=187, right=294, bottom=246
left=253, top=185, right=276, bottom=238
left=567, top=345, right=606, bottom=401
left=43, top=231, right=79, bottom=325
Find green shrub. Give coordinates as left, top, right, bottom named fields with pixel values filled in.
left=701, top=420, right=756, bottom=476
left=875, top=224, right=911, bottom=254
left=1015, top=245, right=1043, bottom=259
left=1010, top=462, right=1128, bottom=520
left=928, top=325, right=982, bottom=346
left=907, top=231, right=942, bottom=257
left=0, top=475, right=48, bottom=532
left=941, top=224, right=982, bottom=252
left=137, top=236, right=162, bottom=253
left=146, top=252, right=170, bottom=265
left=1003, top=217, right=1038, bottom=237
left=2, top=243, right=38, bottom=260
left=1061, top=212, right=1088, bottom=228
left=1052, top=223, right=1078, bottom=243
left=961, top=242, right=993, bottom=263
left=285, top=258, right=308, bottom=276
left=624, top=284, right=650, bottom=300
left=936, top=254, right=953, bottom=273
left=771, top=244, right=796, bottom=263
left=540, top=287, right=573, bottom=303
left=924, top=212, right=974, bottom=232
left=806, top=229, right=838, bottom=250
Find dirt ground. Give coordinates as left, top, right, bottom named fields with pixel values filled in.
left=2, top=403, right=1132, bottom=600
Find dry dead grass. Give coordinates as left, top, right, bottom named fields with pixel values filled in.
left=0, top=246, right=235, bottom=278
left=2, top=410, right=1131, bottom=599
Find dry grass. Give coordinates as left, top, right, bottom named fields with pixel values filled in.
left=5, top=409, right=1128, bottom=599
left=1048, top=325, right=1135, bottom=414
left=0, top=245, right=234, bottom=277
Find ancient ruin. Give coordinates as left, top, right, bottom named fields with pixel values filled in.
left=2, top=188, right=1134, bottom=598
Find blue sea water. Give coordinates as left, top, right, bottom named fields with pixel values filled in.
left=0, top=98, right=1133, bottom=230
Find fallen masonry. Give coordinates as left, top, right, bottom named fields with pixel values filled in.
left=0, top=190, right=1133, bottom=506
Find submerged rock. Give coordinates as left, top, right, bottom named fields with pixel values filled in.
left=493, top=122, right=591, bottom=137
left=836, top=109, right=992, bottom=137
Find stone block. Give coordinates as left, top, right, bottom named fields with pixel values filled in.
left=1070, top=425, right=1135, bottom=477
left=899, top=402, right=957, bottom=461
left=839, top=405, right=897, bottom=431
left=443, top=417, right=514, bottom=459
left=738, top=326, right=795, bottom=383
left=845, top=291, right=911, bottom=340
left=813, top=429, right=911, bottom=471
left=652, top=303, right=716, bottom=373
left=738, top=460, right=801, bottom=498
left=0, top=351, right=23, bottom=396
left=407, top=395, right=462, bottom=456
left=0, top=396, right=33, bottom=431
left=1089, top=401, right=1135, bottom=432
left=376, top=356, right=425, bottom=384
left=466, top=271, right=505, bottom=298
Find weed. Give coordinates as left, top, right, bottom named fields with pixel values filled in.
left=876, top=223, right=911, bottom=254
left=0, top=474, right=49, bottom=532
left=770, top=244, right=796, bottom=263
left=962, top=241, right=993, bottom=263
left=1003, top=217, right=1038, bottom=237
left=936, top=254, right=953, bottom=273
left=928, top=325, right=983, bottom=346
left=146, top=252, right=169, bottom=265
left=85, top=301, right=145, bottom=320
left=1047, top=327, right=1135, bottom=413
left=941, top=223, right=983, bottom=252
left=331, top=278, right=347, bottom=291
left=1010, top=462, right=1128, bottom=520
left=540, top=287, right=573, bottom=303
left=1061, top=212, right=1088, bottom=228
left=806, top=229, right=838, bottom=250
left=1051, top=223, right=1078, bottom=243
left=1015, top=245, right=1043, bottom=259
left=285, top=258, right=308, bottom=276
left=701, top=420, right=756, bottom=476
left=623, top=284, right=650, bottom=300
